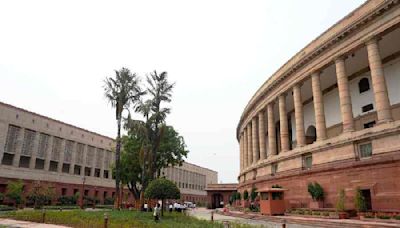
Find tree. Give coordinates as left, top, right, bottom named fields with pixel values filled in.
left=26, top=182, right=55, bottom=209
left=104, top=67, right=144, bottom=209
left=307, top=182, right=324, bottom=201
left=144, top=178, right=180, bottom=216
left=243, top=190, right=249, bottom=201
left=6, top=180, right=24, bottom=208
left=336, top=189, right=346, bottom=212
left=250, top=187, right=258, bottom=202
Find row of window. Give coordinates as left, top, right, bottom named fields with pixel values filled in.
left=270, top=142, right=373, bottom=175
left=2, top=125, right=113, bottom=169
left=175, top=181, right=205, bottom=191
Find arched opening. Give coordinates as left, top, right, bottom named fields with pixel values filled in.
left=305, top=125, right=317, bottom=144
left=358, top=77, right=370, bottom=93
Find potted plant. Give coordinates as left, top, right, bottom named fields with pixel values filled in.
left=354, top=188, right=367, bottom=219
left=308, top=182, right=324, bottom=209
left=336, top=189, right=348, bottom=219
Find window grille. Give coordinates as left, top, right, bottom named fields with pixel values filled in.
left=75, top=143, right=84, bottom=164
left=271, top=163, right=278, bottom=176
left=358, top=78, right=370, bottom=93
left=359, top=143, right=372, bottom=158
left=302, top=153, right=312, bottom=170
left=51, top=137, right=63, bottom=161
left=22, top=129, right=36, bottom=156
left=86, top=146, right=95, bottom=166
left=64, top=140, right=74, bottom=163
left=37, top=133, right=50, bottom=159
left=5, top=125, right=20, bottom=153
left=103, top=151, right=111, bottom=168
left=96, top=148, right=104, bottom=168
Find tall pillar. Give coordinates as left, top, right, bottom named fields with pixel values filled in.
left=366, top=38, right=393, bottom=123
left=69, top=142, right=77, bottom=174
left=258, top=111, right=266, bottom=160
left=239, top=135, right=243, bottom=171
left=311, top=72, right=327, bottom=141
left=252, top=117, right=259, bottom=163
left=243, top=130, right=248, bottom=168
left=12, top=128, right=25, bottom=167
left=279, top=94, right=290, bottom=152
left=247, top=124, right=253, bottom=165
left=44, top=136, right=53, bottom=171
left=29, top=132, right=40, bottom=169
left=267, top=103, right=277, bottom=156
left=293, top=84, right=306, bottom=147
left=335, top=57, right=354, bottom=132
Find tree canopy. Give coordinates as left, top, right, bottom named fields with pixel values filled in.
left=144, top=178, right=180, bottom=200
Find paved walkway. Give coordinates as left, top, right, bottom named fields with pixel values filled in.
left=0, top=219, right=70, bottom=228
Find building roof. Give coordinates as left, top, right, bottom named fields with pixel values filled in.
left=0, top=101, right=114, bottom=141
left=182, top=161, right=218, bottom=174
left=205, top=183, right=238, bottom=191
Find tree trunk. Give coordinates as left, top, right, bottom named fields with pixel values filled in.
left=161, top=199, right=164, bottom=217
left=115, top=117, right=122, bottom=210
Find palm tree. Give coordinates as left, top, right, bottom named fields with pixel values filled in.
left=104, top=67, right=144, bottom=209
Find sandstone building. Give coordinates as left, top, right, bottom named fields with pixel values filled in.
left=0, top=101, right=216, bottom=205
left=237, top=0, right=400, bottom=211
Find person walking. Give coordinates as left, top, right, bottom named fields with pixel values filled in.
left=153, top=203, right=161, bottom=222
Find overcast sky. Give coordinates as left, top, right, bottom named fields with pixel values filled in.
left=0, top=0, right=365, bottom=183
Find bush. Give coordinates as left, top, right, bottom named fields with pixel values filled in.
left=0, top=192, right=4, bottom=203
left=94, top=204, right=113, bottom=209
left=313, top=211, right=321, bottom=216
left=104, top=197, right=114, bottom=205
left=308, top=182, right=324, bottom=201
left=394, top=215, right=400, bottom=220
left=378, top=215, right=391, bottom=219
left=322, top=212, right=329, bottom=216
left=250, top=188, right=258, bottom=202
left=298, top=209, right=305, bottom=215
left=354, top=188, right=367, bottom=212
left=83, top=196, right=99, bottom=206
left=0, top=205, right=15, bottom=211
left=42, top=205, right=80, bottom=210
left=5, top=180, right=24, bottom=207
left=58, top=195, right=78, bottom=206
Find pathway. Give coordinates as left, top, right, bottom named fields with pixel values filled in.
left=0, top=219, right=70, bottom=228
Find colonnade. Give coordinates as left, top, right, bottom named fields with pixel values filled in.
left=239, top=38, right=393, bottom=172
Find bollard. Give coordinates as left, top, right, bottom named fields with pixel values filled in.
left=41, top=208, right=46, bottom=223
left=211, top=210, right=214, bottom=222
left=104, top=212, right=109, bottom=228
left=223, top=220, right=230, bottom=228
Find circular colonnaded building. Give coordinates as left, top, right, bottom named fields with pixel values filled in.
left=237, top=0, right=400, bottom=211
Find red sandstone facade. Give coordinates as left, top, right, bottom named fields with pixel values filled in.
left=237, top=0, right=400, bottom=212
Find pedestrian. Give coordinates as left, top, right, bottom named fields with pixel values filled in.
left=169, top=204, right=173, bottom=212
left=153, top=203, right=161, bottom=222
left=144, top=203, right=148, bottom=212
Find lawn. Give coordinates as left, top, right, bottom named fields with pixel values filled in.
left=0, top=210, right=254, bottom=228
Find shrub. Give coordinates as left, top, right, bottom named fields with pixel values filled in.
left=313, top=211, right=321, bottom=216
left=304, top=210, right=311, bottom=215
left=378, top=215, right=391, bottom=219
left=5, top=180, right=24, bottom=207
left=0, top=205, right=15, bottom=211
left=243, top=190, right=249, bottom=200
left=354, top=187, right=367, bottom=212
left=42, top=205, right=80, bottom=210
left=0, top=192, right=4, bottom=202
left=308, top=182, right=324, bottom=201
left=394, top=215, right=400, bottom=220
left=336, top=189, right=346, bottom=212
left=272, top=184, right=282, bottom=188
left=83, top=196, right=99, bottom=206
left=104, top=197, right=114, bottom=205
left=58, top=195, right=78, bottom=206
left=298, top=209, right=305, bottom=215
left=322, top=212, right=329, bottom=216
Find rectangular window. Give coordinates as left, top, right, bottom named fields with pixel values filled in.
left=362, top=104, right=374, bottom=113
left=103, top=170, right=109, bottom=179
left=103, top=151, right=112, bottom=169
left=49, top=161, right=58, bottom=172
left=260, top=192, right=269, bottom=200
left=1, top=153, right=14, bottom=165
left=18, top=156, right=30, bottom=168
left=302, top=153, right=312, bottom=170
left=363, top=121, right=376, bottom=129
left=271, top=163, right=278, bottom=176
left=96, top=148, right=104, bottom=168
left=86, top=146, right=95, bottom=166
left=94, top=168, right=101, bottom=178
left=359, top=142, right=372, bottom=158
left=74, top=165, right=81, bottom=175
left=37, top=133, right=50, bottom=159
left=85, top=167, right=91, bottom=176
left=84, top=189, right=89, bottom=196
left=22, top=129, right=36, bottom=156
left=35, top=159, right=45, bottom=170
left=61, top=188, right=67, bottom=196
left=5, top=125, right=21, bottom=153
left=73, top=189, right=79, bottom=195
left=62, top=163, right=70, bottom=173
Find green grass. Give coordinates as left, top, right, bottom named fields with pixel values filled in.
left=0, top=210, right=254, bottom=228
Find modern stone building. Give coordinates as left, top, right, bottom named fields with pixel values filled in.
left=162, top=162, right=218, bottom=203
left=0, top=101, right=116, bottom=204
left=238, top=0, right=400, bottom=211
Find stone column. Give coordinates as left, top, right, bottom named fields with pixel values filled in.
left=279, top=94, right=290, bottom=152
left=311, top=72, right=327, bottom=141
left=12, top=128, right=25, bottom=167
left=29, top=132, right=40, bottom=169
left=335, top=57, right=354, bottom=132
left=57, top=139, right=66, bottom=173
left=239, top=135, right=243, bottom=171
left=243, top=129, right=248, bottom=168
left=366, top=38, right=393, bottom=123
left=258, top=111, right=266, bottom=160
left=251, top=117, right=259, bottom=163
left=293, top=84, right=306, bottom=147
left=267, top=103, right=277, bottom=156
left=247, top=124, right=253, bottom=165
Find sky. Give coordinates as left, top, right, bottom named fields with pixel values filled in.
left=0, top=0, right=365, bottom=183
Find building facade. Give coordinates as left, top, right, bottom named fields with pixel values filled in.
left=205, top=183, right=238, bottom=209
left=162, top=162, right=218, bottom=204
left=0, top=101, right=117, bottom=204
left=237, top=0, right=400, bottom=211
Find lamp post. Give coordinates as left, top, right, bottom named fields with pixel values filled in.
left=80, top=176, right=86, bottom=209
